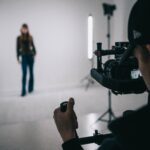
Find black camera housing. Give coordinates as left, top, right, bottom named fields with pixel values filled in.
left=91, top=42, right=147, bottom=94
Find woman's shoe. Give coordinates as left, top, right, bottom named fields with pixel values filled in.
left=21, top=91, right=26, bottom=97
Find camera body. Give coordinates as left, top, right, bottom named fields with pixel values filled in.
left=104, top=42, right=140, bottom=80
left=92, top=42, right=146, bottom=94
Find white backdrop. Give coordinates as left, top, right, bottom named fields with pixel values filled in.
left=0, top=0, right=136, bottom=92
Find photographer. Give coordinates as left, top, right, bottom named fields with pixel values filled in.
left=54, top=0, right=150, bottom=150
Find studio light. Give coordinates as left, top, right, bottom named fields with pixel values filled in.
left=88, top=15, right=94, bottom=60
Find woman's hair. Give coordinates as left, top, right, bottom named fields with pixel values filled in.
left=22, top=23, right=28, bottom=28
left=20, top=23, right=32, bottom=41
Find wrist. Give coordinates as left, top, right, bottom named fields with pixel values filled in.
left=61, top=131, right=76, bottom=142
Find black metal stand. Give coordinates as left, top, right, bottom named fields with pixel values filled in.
left=96, top=90, right=115, bottom=124
left=96, top=15, right=116, bottom=124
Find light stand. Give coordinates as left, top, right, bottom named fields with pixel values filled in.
left=96, top=3, right=116, bottom=124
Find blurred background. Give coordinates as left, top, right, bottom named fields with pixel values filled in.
left=0, top=0, right=147, bottom=150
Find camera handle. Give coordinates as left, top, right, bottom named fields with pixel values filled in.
left=60, top=102, right=114, bottom=145
left=78, top=130, right=113, bottom=145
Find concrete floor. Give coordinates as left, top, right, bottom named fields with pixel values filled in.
left=0, top=85, right=148, bottom=150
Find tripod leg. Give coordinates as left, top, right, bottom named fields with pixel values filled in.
left=111, top=111, right=116, bottom=119
left=97, top=110, right=109, bottom=121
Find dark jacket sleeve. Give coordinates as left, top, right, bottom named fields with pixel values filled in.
left=62, top=139, right=83, bottom=150
left=108, top=105, right=150, bottom=150
left=31, top=38, right=36, bottom=55
left=16, top=37, right=20, bottom=59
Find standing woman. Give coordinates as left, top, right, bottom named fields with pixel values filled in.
left=17, top=24, right=36, bottom=97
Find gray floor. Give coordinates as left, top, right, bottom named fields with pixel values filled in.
left=0, top=85, right=148, bottom=150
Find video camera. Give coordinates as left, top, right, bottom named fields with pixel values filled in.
left=91, top=42, right=147, bottom=94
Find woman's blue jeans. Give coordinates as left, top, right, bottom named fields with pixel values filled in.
left=21, top=55, right=34, bottom=94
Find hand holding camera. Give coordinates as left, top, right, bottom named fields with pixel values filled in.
left=53, top=98, right=78, bottom=142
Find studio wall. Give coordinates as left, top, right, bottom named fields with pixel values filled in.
left=0, top=0, right=136, bottom=92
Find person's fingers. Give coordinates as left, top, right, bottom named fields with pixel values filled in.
left=73, top=111, right=77, bottom=120
left=67, top=98, right=75, bottom=112
left=73, top=111, right=78, bottom=129
left=75, top=119, right=78, bottom=129
left=53, top=107, right=60, bottom=119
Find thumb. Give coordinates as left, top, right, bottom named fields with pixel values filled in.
left=67, top=98, right=75, bottom=112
